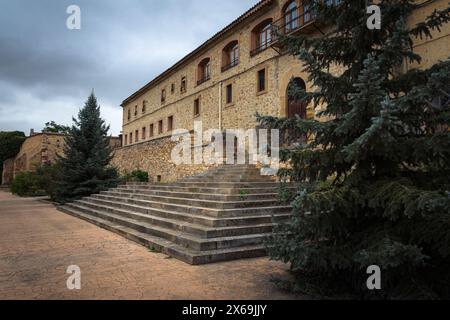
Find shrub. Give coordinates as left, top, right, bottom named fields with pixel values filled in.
left=10, top=172, right=47, bottom=197
left=121, top=170, right=149, bottom=183
left=36, top=163, right=62, bottom=198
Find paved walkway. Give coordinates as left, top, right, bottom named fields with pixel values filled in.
left=0, top=191, right=299, bottom=300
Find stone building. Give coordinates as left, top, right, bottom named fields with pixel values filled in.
left=112, top=0, right=450, bottom=182
left=1, top=131, right=122, bottom=185
left=1, top=131, right=65, bottom=185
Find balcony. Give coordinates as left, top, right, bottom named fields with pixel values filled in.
left=270, top=5, right=318, bottom=48
left=250, top=39, right=273, bottom=57
left=221, top=59, right=239, bottom=72
left=196, top=74, right=210, bottom=86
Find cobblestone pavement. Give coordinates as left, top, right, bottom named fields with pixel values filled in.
left=0, top=191, right=300, bottom=300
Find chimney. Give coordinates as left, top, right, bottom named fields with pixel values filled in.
left=30, top=129, right=35, bottom=136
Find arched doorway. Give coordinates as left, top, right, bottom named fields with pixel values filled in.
left=287, top=77, right=307, bottom=119
left=286, top=77, right=308, bottom=145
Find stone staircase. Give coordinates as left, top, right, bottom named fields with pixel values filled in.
left=58, top=165, right=293, bottom=265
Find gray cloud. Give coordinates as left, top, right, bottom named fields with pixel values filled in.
left=0, top=0, right=256, bottom=135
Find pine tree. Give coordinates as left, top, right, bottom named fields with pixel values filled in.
left=53, top=93, right=119, bottom=203
left=257, top=0, right=450, bottom=298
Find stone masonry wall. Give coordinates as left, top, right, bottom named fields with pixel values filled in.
left=111, top=135, right=219, bottom=183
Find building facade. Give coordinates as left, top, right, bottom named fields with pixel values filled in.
left=112, top=0, right=449, bottom=182
left=1, top=132, right=65, bottom=185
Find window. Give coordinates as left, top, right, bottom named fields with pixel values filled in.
left=259, top=25, right=272, bottom=50
left=257, top=68, right=266, bottom=93
left=134, top=105, right=138, bottom=117
left=135, top=130, right=139, bottom=142
left=251, top=19, right=273, bottom=56
left=181, top=77, right=187, bottom=93
left=284, top=1, right=298, bottom=34
left=158, top=120, right=163, bottom=134
left=124, top=134, right=128, bottom=146
left=142, top=100, right=147, bottom=114
left=127, top=109, right=131, bottom=121
left=171, top=83, right=175, bottom=94
left=142, top=127, right=146, bottom=140
left=161, top=89, right=166, bottom=104
left=197, top=58, right=211, bottom=85
left=194, top=98, right=200, bottom=117
left=325, top=0, right=341, bottom=7
left=167, top=116, right=173, bottom=132
left=130, top=132, right=133, bottom=143
left=226, top=84, right=233, bottom=104
left=222, top=41, right=239, bottom=72
left=150, top=123, right=154, bottom=137
left=303, top=0, right=316, bottom=24
left=157, top=175, right=162, bottom=183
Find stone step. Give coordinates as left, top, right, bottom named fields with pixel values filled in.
left=202, top=167, right=261, bottom=175
left=93, top=192, right=280, bottom=209
left=185, top=168, right=272, bottom=175
left=59, top=206, right=267, bottom=265
left=81, top=196, right=291, bottom=218
left=74, top=199, right=290, bottom=228
left=110, top=188, right=280, bottom=201
left=173, top=181, right=281, bottom=188
left=181, top=176, right=276, bottom=183
left=120, top=184, right=294, bottom=195
left=58, top=165, right=292, bottom=265
left=68, top=201, right=281, bottom=239
left=125, top=181, right=283, bottom=189
left=63, top=203, right=270, bottom=251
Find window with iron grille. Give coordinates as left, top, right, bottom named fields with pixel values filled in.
left=258, top=69, right=266, bottom=92
left=226, top=84, right=233, bottom=104
left=181, top=77, right=187, bottom=93
left=168, top=116, right=173, bottom=132
left=194, top=98, right=200, bottom=117
left=150, top=123, right=154, bottom=137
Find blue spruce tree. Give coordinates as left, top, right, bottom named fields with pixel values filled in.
left=258, top=0, right=450, bottom=298
left=54, top=93, right=119, bottom=203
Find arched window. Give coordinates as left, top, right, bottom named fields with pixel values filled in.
left=222, top=41, right=239, bottom=72
left=250, top=19, right=273, bottom=56
left=284, top=1, right=298, bottom=33
left=197, top=58, right=211, bottom=85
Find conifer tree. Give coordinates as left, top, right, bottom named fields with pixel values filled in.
left=53, top=93, right=118, bottom=203
left=257, top=0, right=450, bottom=298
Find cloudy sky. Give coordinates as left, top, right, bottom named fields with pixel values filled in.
left=0, top=0, right=257, bottom=136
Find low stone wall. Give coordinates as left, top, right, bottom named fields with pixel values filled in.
left=1, top=158, right=14, bottom=185
left=111, top=135, right=215, bottom=183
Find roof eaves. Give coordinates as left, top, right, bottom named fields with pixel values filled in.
left=120, top=0, right=274, bottom=107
